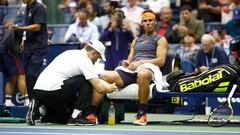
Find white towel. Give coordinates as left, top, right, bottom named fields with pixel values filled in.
left=115, top=63, right=169, bottom=92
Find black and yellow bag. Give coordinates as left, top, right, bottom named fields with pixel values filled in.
left=168, top=64, right=240, bottom=93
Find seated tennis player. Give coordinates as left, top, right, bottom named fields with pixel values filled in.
left=81, top=10, right=169, bottom=126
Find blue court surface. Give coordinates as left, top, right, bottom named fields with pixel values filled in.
left=0, top=114, right=239, bottom=135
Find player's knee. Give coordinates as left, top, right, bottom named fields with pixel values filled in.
left=137, top=70, right=152, bottom=82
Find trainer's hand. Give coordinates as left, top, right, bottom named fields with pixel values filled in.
left=107, top=83, right=118, bottom=93
left=99, top=79, right=118, bottom=93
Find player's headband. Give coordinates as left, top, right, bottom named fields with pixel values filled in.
left=141, top=12, right=156, bottom=22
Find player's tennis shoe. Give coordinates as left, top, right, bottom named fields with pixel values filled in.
left=67, top=114, right=83, bottom=126
left=26, top=99, right=40, bottom=125
left=133, top=111, right=147, bottom=126
left=79, top=114, right=98, bottom=126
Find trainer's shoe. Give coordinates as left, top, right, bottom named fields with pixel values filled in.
left=78, top=114, right=98, bottom=126
left=67, top=114, right=83, bottom=126
left=26, top=99, right=40, bottom=125
left=133, top=111, right=147, bottom=126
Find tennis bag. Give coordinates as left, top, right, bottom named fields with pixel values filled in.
left=168, top=64, right=240, bottom=93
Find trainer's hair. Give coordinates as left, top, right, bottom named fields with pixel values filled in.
left=84, top=43, right=94, bottom=52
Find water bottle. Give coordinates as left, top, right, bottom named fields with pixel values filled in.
left=108, top=101, right=115, bottom=125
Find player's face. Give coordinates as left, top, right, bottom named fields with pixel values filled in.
left=141, top=17, right=156, bottom=32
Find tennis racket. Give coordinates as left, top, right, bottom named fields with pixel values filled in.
left=207, top=84, right=237, bottom=127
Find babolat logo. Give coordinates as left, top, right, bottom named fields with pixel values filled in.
left=179, top=69, right=227, bottom=92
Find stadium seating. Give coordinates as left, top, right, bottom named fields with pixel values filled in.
left=204, top=22, right=223, bottom=33
left=47, top=24, right=69, bottom=44
left=1, top=5, right=21, bottom=21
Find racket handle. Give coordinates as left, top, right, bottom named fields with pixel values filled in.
left=228, top=84, right=237, bottom=99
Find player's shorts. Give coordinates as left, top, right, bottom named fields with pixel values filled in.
left=116, top=69, right=137, bottom=88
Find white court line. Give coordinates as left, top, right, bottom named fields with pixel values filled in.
left=0, top=132, right=121, bottom=135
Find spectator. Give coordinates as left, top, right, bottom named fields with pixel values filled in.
left=144, top=0, right=170, bottom=15
left=156, top=6, right=177, bottom=43
left=225, top=6, right=240, bottom=38
left=121, top=0, right=144, bottom=24
left=82, top=10, right=168, bottom=126
left=176, top=32, right=200, bottom=63
left=121, top=0, right=144, bottom=38
left=221, top=0, right=235, bottom=24
left=180, top=0, right=199, bottom=18
left=197, top=0, right=221, bottom=23
left=13, top=0, right=48, bottom=100
left=15, top=4, right=27, bottom=26
left=86, top=2, right=99, bottom=26
left=64, top=10, right=99, bottom=43
left=100, top=10, right=134, bottom=70
left=180, top=0, right=199, bottom=10
left=98, top=0, right=119, bottom=32
left=209, top=28, right=234, bottom=64
left=0, top=0, right=8, bottom=25
left=195, top=34, right=229, bottom=73
left=25, top=41, right=117, bottom=125
left=58, top=0, right=72, bottom=11
left=69, top=1, right=79, bottom=23
left=173, top=5, right=205, bottom=43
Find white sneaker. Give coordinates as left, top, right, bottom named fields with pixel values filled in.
left=4, top=100, right=15, bottom=106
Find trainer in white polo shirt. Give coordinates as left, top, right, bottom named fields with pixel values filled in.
left=26, top=40, right=117, bottom=126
